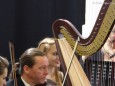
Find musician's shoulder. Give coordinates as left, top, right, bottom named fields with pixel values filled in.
left=6, top=79, right=14, bottom=86
left=6, top=77, right=25, bottom=86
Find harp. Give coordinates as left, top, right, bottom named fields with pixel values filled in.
left=52, top=0, right=115, bottom=86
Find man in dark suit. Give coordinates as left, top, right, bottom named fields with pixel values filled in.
left=6, top=48, right=56, bottom=86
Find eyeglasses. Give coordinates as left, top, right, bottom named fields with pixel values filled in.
left=109, top=40, right=115, bottom=43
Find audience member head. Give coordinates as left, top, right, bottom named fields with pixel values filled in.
left=0, top=56, right=9, bottom=86
left=101, top=24, right=115, bottom=61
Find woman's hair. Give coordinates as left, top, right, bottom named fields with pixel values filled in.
left=0, top=56, right=9, bottom=75
left=38, top=37, right=55, bottom=54
left=38, top=37, right=62, bottom=86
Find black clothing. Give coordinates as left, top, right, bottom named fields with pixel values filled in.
left=6, top=77, right=57, bottom=86
left=6, top=77, right=25, bottom=86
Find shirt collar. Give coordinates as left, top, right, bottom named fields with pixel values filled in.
left=21, top=77, right=30, bottom=86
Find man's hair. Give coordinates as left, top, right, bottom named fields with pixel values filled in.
left=19, top=48, right=45, bottom=74
left=0, top=56, right=9, bottom=75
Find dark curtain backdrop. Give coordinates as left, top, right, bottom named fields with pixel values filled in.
left=0, top=0, right=85, bottom=61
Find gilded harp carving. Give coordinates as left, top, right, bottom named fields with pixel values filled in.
left=52, top=0, right=115, bottom=86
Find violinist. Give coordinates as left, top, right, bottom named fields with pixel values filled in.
left=8, top=62, right=20, bottom=80
left=0, top=56, right=9, bottom=86
left=6, top=48, right=51, bottom=86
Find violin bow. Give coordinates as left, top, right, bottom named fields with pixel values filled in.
left=9, top=42, right=18, bottom=86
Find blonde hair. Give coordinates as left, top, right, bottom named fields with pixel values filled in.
left=38, top=37, right=55, bottom=54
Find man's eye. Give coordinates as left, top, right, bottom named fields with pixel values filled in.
left=39, top=66, right=45, bottom=69
left=39, top=67, right=43, bottom=69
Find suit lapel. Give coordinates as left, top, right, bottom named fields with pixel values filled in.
left=17, top=77, right=25, bottom=86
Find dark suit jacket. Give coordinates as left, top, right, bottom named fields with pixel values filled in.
left=6, top=77, right=25, bottom=86
left=7, top=77, right=57, bottom=86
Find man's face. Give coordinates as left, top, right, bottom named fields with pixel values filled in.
left=0, top=68, right=8, bottom=86
left=26, top=56, right=49, bottom=84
